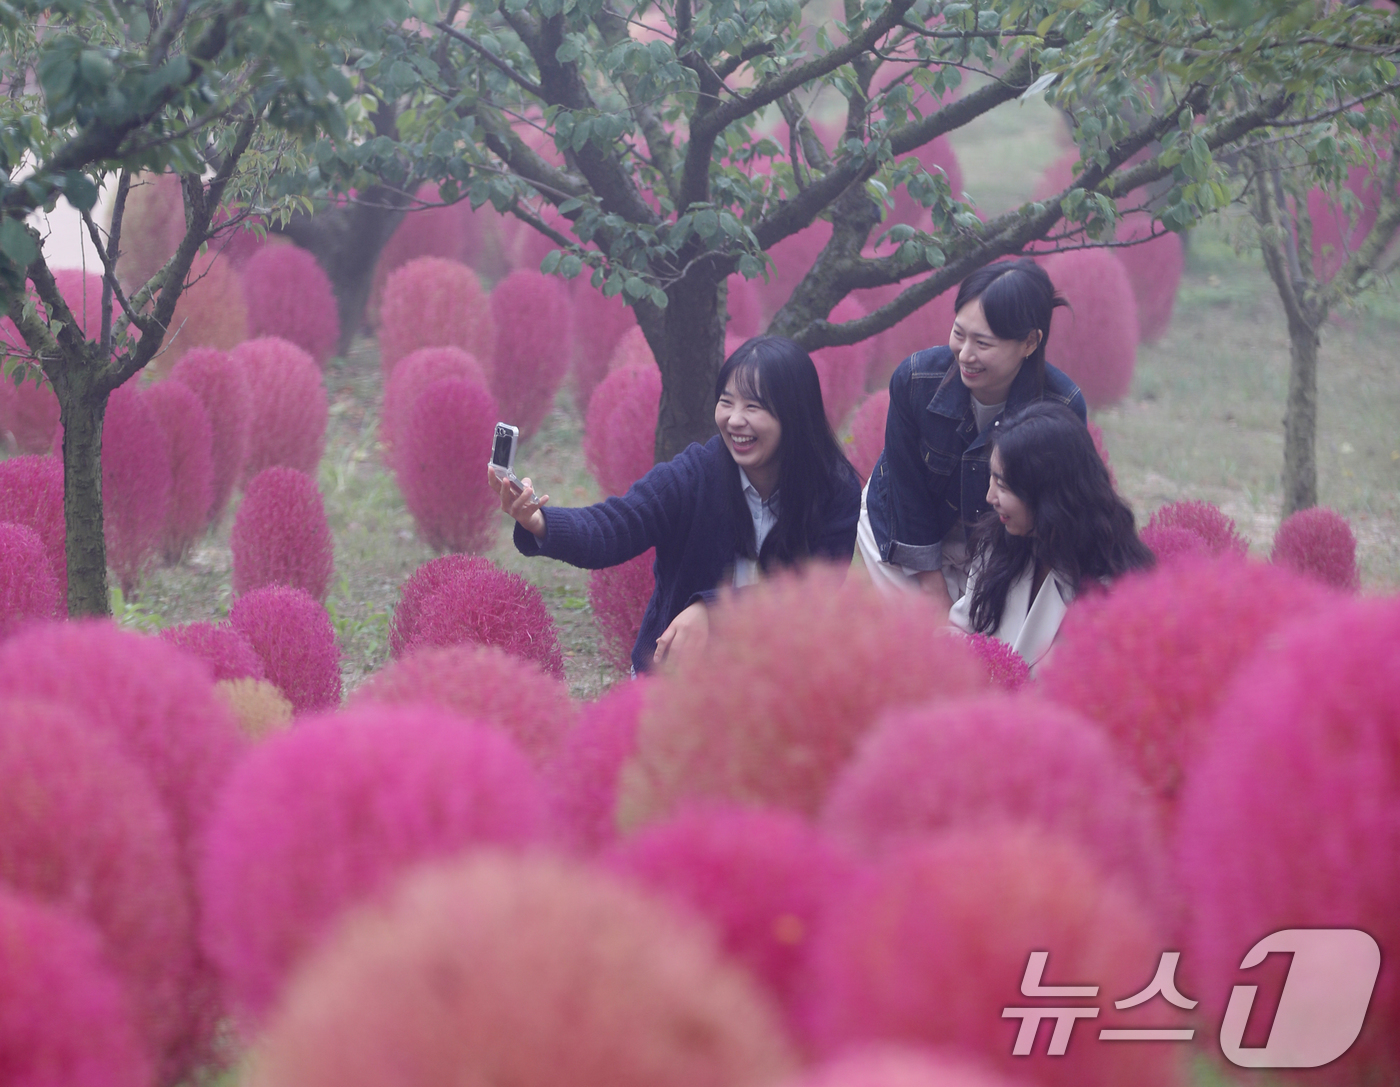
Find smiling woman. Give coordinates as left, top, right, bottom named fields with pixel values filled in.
left=489, top=336, right=861, bottom=674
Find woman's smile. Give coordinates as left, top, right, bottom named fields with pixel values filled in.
left=715, top=378, right=782, bottom=497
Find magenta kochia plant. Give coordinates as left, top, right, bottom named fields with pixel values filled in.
left=584, top=364, right=661, bottom=497
left=198, top=706, right=551, bottom=1025
left=241, top=244, right=340, bottom=367
left=803, top=828, right=1180, bottom=1087
left=788, top=1046, right=1031, bottom=1087
left=231, top=467, right=334, bottom=602
left=845, top=391, right=888, bottom=484
left=810, top=297, right=872, bottom=430
left=0, top=522, right=61, bottom=636
left=1041, top=248, right=1140, bottom=408
left=962, top=632, right=1031, bottom=692
left=380, top=345, right=486, bottom=465
left=242, top=853, right=799, bottom=1087
left=229, top=585, right=342, bottom=714
left=100, top=380, right=172, bottom=591
left=572, top=288, right=639, bottom=412
left=233, top=336, right=328, bottom=484
left=0, top=456, right=66, bottom=603
left=388, top=552, right=486, bottom=658
left=587, top=548, right=655, bottom=671
left=1270, top=505, right=1360, bottom=590
left=0, top=887, right=152, bottom=1087
left=377, top=256, right=496, bottom=376
left=160, top=621, right=268, bottom=683
left=169, top=346, right=253, bottom=525
left=1115, top=213, right=1185, bottom=344
left=0, top=698, right=196, bottom=1079
left=350, top=644, right=575, bottom=766
left=0, top=319, right=61, bottom=453
left=1139, top=523, right=1210, bottom=564
left=618, top=565, right=985, bottom=828
left=488, top=269, right=573, bottom=439
left=1144, top=499, right=1248, bottom=557
left=604, top=804, right=858, bottom=1021
left=1176, top=595, right=1400, bottom=1083
left=145, top=378, right=215, bottom=564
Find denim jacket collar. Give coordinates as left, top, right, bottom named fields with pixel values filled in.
left=925, top=355, right=1046, bottom=449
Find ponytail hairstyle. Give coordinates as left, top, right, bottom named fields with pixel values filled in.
left=949, top=258, right=1069, bottom=395
left=716, top=336, right=859, bottom=569
left=967, top=401, right=1154, bottom=634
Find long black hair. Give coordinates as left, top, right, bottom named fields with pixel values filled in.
left=949, top=258, right=1068, bottom=395
left=716, top=336, right=859, bottom=569
left=967, top=402, right=1154, bottom=634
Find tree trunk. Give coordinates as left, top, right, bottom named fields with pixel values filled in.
left=58, top=388, right=111, bottom=616
left=1281, top=313, right=1320, bottom=516
left=655, top=277, right=724, bottom=461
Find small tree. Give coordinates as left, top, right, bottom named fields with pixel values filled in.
left=0, top=0, right=401, bottom=615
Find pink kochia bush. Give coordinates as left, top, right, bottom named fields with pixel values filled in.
left=1139, top=523, right=1210, bottom=564
left=1176, top=596, right=1400, bottom=1082
left=231, top=467, right=334, bottom=602
left=571, top=286, right=637, bottom=411
left=242, top=853, right=799, bottom=1087
left=605, top=804, right=858, bottom=1018
left=0, top=523, right=61, bottom=636
left=350, top=644, right=575, bottom=765
left=0, top=340, right=60, bottom=453
left=395, top=376, right=500, bottom=553
left=378, top=257, right=496, bottom=376
left=100, top=380, right=172, bottom=590
left=845, top=391, right=888, bottom=483
left=1041, top=249, right=1140, bottom=408
left=489, top=269, right=573, bottom=439
left=0, top=456, right=66, bottom=602
left=821, top=694, right=1168, bottom=911
left=1038, top=556, right=1338, bottom=813
left=963, top=632, right=1030, bottom=691
left=811, top=298, right=874, bottom=429
left=145, top=377, right=215, bottom=563
left=229, top=585, right=341, bottom=714
left=233, top=337, right=329, bottom=484
left=545, top=677, right=650, bottom=852
left=0, top=887, right=151, bottom=1087
left=0, top=699, right=195, bottom=1074
left=584, top=364, right=662, bottom=497
left=199, top=707, right=551, bottom=1025
left=803, top=828, right=1181, bottom=1087
left=1145, top=499, right=1248, bottom=557
left=618, top=566, right=985, bottom=827
left=1270, top=505, right=1359, bottom=590
left=161, top=621, right=267, bottom=682
left=390, top=554, right=566, bottom=678
left=169, top=346, right=253, bottom=524
left=380, top=345, right=486, bottom=464
left=787, top=1046, right=1031, bottom=1087
left=241, top=244, right=340, bottom=367
left=157, top=250, right=249, bottom=373
left=1114, top=214, right=1184, bottom=343
left=588, top=548, right=655, bottom=670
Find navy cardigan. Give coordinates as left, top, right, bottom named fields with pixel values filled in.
left=514, top=435, right=861, bottom=674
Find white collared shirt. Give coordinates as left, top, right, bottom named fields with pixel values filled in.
left=733, top=467, right=779, bottom=587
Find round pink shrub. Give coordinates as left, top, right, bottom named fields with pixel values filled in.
left=399, top=556, right=566, bottom=679
left=160, top=621, right=267, bottom=682
left=0, top=347, right=61, bottom=453
left=380, top=345, right=486, bottom=464
left=760, top=220, right=833, bottom=317
left=158, top=250, right=249, bottom=373
left=378, top=257, right=495, bottom=375
left=619, top=565, right=985, bottom=827
left=199, top=705, right=551, bottom=1024
left=241, top=244, right=340, bottom=367
left=52, top=268, right=107, bottom=336
left=727, top=275, right=764, bottom=339
left=1270, top=505, right=1359, bottom=590
left=145, top=377, right=214, bottom=563
left=367, top=185, right=474, bottom=327
left=169, top=346, right=252, bottom=524
left=101, top=380, right=172, bottom=591
left=0, top=888, right=151, bottom=1087
left=804, top=828, right=1180, bottom=1087
left=1086, top=419, right=1116, bottom=488
left=545, top=678, right=650, bottom=852
left=231, top=466, right=334, bottom=601
left=588, top=548, right=655, bottom=670
left=811, top=298, right=873, bottom=428
left=389, top=553, right=484, bottom=659
left=821, top=694, right=1167, bottom=908
left=0, top=456, right=66, bottom=604
left=1139, top=523, right=1209, bottom=563
left=1176, top=595, right=1400, bottom=1082
left=584, top=364, right=662, bottom=496
left=394, top=376, right=500, bottom=553
left=863, top=288, right=957, bottom=391
left=1115, top=215, right=1184, bottom=343
left=350, top=644, right=575, bottom=765
left=0, top=698, right=194, bottom=1073
left=1038, top=556, right=1338, bottom=813
left=1041, top=249, right=1139, bottom=407
left=0, top=523, right=60, bottom=636
left=608, top=324, right=657, bottom=371
left=963, top=632, right=1030, bottom=691
left=1144, top=499, right=1247, bottom=557
left=787, top=1046, right=1030, bottom=1087
left=605, top=804, right=858, bottom=1016
left=243, top=852, right=799, bottom=1087
left=571, top=287, right=637, bottom=412
left=229, top=585, right=341, bottom=714
left=846, top=390, right=889, bottom=483
left=489, top=269, right=573, bottom=439
left=233, top=336, right=328, bottom=484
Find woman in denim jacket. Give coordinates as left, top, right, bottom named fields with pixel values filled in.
left=859, top=258, right=1087, bottom=614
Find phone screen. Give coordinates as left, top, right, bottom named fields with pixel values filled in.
left=491, top=427, right=514, bottom=468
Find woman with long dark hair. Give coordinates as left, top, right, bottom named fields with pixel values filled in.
left=948, top=401, right=1154, bottom=669
left=860, top=258, right=1088, bottom=610
left=489, top=335, right=861, bottom=673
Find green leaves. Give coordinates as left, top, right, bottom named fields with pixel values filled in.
left=0, top=217, right=36, bottom=268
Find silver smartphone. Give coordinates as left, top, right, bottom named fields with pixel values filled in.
left=489, top=422, right=529, bottom=496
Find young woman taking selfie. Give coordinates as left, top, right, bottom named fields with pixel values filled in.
left=488, top=335, right=861, bottom=673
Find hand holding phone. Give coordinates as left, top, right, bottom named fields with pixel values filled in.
left=488, top=422, right=548, bottom=535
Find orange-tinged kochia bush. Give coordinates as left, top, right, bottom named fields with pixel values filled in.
left=243, top=852, right=800, bottom=1087
left=231, top=467, right=334, bottom=602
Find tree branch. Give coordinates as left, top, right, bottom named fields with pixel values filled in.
left=434, top=20, right=545, bottom=96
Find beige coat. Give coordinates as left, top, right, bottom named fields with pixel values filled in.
left=948, top=560, right=1075, bottom=673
